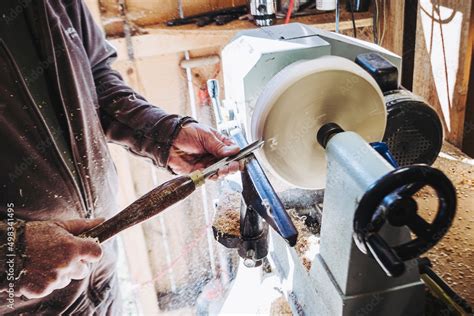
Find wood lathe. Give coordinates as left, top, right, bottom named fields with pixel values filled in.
left=208, top=23, right=472, bottom=315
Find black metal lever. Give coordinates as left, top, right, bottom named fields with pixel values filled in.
left=366, top=233, right=405, bottom=277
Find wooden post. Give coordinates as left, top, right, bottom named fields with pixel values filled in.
left=462, top=5, right=474, bottom=156
left=381, top=0, right=406, bottom=56
left=401, top=0, right=418, bottom=90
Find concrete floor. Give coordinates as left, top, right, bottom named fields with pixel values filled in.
left=417, top=143, right=474, bottom=305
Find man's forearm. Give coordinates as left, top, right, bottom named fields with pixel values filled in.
left=76, top=0, right=197, bottom=168
left=93, top=67, right=196, bottom=168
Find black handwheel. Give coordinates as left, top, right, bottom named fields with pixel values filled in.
left=353, top=165, right=456, bottom=277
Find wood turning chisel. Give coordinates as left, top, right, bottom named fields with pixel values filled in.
left=80, top=139, right=264, bottom=243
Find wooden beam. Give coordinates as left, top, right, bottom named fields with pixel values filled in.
left=124, top=0, right=247, bottom=26
left=109, top=30, right=235, bottom=61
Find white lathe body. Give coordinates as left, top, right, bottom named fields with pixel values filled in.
left=214, top=23, right=457, bottom=315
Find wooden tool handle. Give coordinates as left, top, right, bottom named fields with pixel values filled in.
left=80, top=175, right=197, bottom=243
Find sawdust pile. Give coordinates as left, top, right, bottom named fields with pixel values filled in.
left=289, top=209, right=319, bottom=271
left=415, top=143, right=474, bottom=305
left=270, top=296, right=292, bottom=316
left=213, top=190, right=241, bottom=237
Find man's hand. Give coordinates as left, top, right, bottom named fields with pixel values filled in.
left=168, top=122, right=241, bottom=177
left=18, top=218, right=104, bottom=299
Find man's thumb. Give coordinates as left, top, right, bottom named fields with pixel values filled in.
left=56, top=218, right=105, bottom=235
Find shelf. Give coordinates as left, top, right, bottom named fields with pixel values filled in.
left=145, top=9, right=372, bottom=33
left=108, top=9, right=372, bottom=61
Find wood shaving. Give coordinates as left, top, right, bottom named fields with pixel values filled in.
left=302, top=257, right=312, bottom=271
left=270, top=296, right=292, bottom=316
left=289, top=209, right=319, bottom=271
left=213, top=191, right=241, bottom=237
left=213, top=209, right=240, bottom=237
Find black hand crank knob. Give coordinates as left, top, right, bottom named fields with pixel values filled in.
left=353, top=165, right=456, bottom=277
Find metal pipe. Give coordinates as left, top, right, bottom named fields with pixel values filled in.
left=180, top=55, right=220, bottom=69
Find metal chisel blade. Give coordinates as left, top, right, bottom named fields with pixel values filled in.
left=202, top=139, right=264, bottom=178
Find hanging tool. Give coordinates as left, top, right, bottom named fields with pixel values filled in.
left=166, top=5, right=247, bottom=27
left=249, top=0, right=277, bottom=26
left=80, top=140, right=264, bottom=243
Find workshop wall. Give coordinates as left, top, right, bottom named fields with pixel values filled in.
left=412, top=0, right=473, bottom=147
left=99, top=0, right=246, bottom=37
